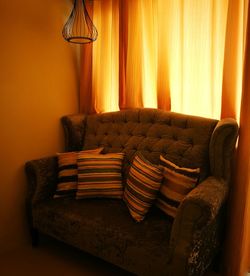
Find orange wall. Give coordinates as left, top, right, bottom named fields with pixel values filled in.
left=0, top=0, right=79, bottom=252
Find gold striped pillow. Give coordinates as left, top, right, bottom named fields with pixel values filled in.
left=54, top=148, right=103, bottom=198
left=76, top=152, right=125, bottom=199
left=156, top=155, right=200, bottom=218
left=123, top=154, right=163, bottom=222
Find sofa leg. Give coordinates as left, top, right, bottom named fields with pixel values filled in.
left=31, top=228, right=39, bottom=247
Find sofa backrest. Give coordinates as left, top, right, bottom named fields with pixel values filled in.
left=83, top=108, right=218, bottom=180
left=61, top=108, right=238, bottom=182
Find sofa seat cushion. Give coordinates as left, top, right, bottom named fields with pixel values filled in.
left=32, top=197, right=173, bottom=275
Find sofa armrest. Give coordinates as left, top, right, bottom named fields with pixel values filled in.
left=210, top=118, right=238, bottom=182
left=168, top=176, right=228, bottom=276
left=25, top=156, right=58, bottom=205
left=61, top=114, right=86, bottom=152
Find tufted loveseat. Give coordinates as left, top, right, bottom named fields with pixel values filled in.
left=25, top=108, right=238, bottom=276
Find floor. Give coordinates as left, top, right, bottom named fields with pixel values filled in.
left=0, top=236, right=130, bottom=276
left=0, top=235, right=220, bottom=276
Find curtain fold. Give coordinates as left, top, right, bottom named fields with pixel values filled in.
left=79, top=0, right=94, bottom=114
left=221, top=0, right=246, bottom=120
left=156, top=0, right=171, bottom=110
left=92, top=0, right=119, bottom=113
left=224, top=1, right=250, bottom=275
left=118, top=0, right=128, bottom=110
left=80, top=43, right=94, bottom=114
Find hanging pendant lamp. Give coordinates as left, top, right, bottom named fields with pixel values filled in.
left=62, top=0, right=98, bottom=44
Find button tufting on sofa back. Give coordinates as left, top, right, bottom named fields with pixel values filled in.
left=82, top=108, right=218, bottom=180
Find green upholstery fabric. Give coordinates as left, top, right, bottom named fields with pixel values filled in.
left=168, top=176, right=229, bottom=275
left=82, top=109, right=218, bottom=181
left=32, top=197, right=173, bottom=276
left=25, top=108, right=239, bottom=276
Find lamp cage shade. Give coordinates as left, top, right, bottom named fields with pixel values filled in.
left=62, top=0, right=98, bottom=44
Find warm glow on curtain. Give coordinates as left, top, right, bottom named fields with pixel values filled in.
left=81, top=0, right=231, bottom=119
left=223, top=1, right=250, bottom=275
left=222, top=0, right=246, bottom=121
left=166, top=0, right=228, bottom=118
left=92, top=0, right=119, bottom=113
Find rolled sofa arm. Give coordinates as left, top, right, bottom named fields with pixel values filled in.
left=168, top=176, right=228, bottom=276
left=25, top=156, right=58, bottom=205
left=210, top=118, right=238, bottom=182
left=61, top=114, right=86, bottom=152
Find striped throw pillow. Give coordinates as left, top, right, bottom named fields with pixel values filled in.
left=54, top=148, right=103, bottom=198
left=123, top=154, right=163, bottom=222
left=76, top=152, right=125, bottom=199
left=156, top=155, right=200, bottom=218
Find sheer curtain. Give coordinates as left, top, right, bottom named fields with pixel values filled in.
left=80, top=0, right=119, bottom=113
left=81, top=0, right=230, bottom=119
left=158, top=0, right=228, bottom=118
left=80, top=0, right=250, bottom=274
left=224, top=1, right=250, bottom=275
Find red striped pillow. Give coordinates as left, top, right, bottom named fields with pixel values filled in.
left=123, top=154, right=163, bottom=222
left=76, top=152, right=125, bottom=199
left=156, top=155, right=200, bottom=218
left=54, top=148, right=103, bottom=198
